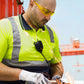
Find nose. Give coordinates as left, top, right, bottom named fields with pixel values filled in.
left=45, top=14, right=51, bottom=21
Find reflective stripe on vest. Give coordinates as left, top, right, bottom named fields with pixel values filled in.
left=46, top=25, right=54, bottom=43
left=8, top=17, right=21, bottom=61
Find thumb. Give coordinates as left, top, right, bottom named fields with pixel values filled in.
left=44, top=77, right=51, bottom=84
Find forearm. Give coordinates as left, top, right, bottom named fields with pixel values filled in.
left=0, top=63, right=49, bottom=84
left=50, top=61, right=64, bottom=78
left=0, top=63, right=22, bottom=81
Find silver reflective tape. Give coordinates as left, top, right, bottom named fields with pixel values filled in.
left=8, top=17, right=21, bottom=61
left=46, top=25, right=54, bottom=43
left=2, top=59, right=49, bottom=67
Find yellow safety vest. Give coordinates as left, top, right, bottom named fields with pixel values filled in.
left=0, top=14, right=61, bottom=67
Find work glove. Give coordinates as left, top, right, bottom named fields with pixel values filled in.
left=19, top=70, right=49, bottom=84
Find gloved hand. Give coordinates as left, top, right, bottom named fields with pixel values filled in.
left=52, top=75, right=62, bottom=84
left=19, top=70, right=49, bottom=84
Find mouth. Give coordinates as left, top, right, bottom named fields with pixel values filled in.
left=42, top=20, right=48, bottom=24
left=42, top=19, right=48, bottom=24
left=42, top=21, right=47, bottom=24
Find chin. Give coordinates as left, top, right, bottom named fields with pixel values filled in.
left=38, top=24, right=44, bottom=28
left=41, top=23, right=46, bottom=26
left=37, top=22, right=46, bottom=28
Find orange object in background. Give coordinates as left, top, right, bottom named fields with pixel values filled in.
left=73, top=41, right=80, bottom=48
left=0, top=0, right=24, bottom=19
left=73, top=38, right=80, bottom=48
left=60, top=38, right=84, bottom=56
left=0, top=0, right=6, bottom=19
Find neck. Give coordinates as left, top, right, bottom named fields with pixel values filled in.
left=23, top=12, right=39, bottom=31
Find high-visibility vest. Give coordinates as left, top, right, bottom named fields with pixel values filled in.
left=0, top=14, right=61, bottom=67
left=0, top=14, right=62, bottom=84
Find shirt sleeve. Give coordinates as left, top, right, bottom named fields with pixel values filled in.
left=0, top=20, right=8, bottom=62
left=50, top=30, right=62, bottom=64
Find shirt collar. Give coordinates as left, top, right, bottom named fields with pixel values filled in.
left=19, top=14, right=32, bottom=30
left=19, top=13, right=45, bottom=31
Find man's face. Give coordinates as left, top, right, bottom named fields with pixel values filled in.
left=30, top=0, right=56, bottom=28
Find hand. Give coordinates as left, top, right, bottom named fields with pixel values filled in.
left=52, top=75, right=62, bottom=84
left=52, top=76, right=71, bottom=84
left=19, top=70, right=48, bottom=84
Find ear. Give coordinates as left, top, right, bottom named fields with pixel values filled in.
left=29, top=0, right=34, bottom=7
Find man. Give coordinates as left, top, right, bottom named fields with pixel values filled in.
left=0, top=0, right=64, bottom=84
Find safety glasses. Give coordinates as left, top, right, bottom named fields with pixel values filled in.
left=34, top=1, right=54, bottom=16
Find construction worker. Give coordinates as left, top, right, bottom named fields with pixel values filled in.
left=0, top=0, right=64, bottom=84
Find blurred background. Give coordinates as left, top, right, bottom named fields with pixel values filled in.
left=0, top=0, right=84, bottom=83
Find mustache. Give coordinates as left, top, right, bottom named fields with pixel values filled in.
left=41, top=19, right=48, bottom=23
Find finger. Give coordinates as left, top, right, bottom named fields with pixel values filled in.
left=41, top=78, right=47, bottom=84
left=44, top=77, right=51, bottom=84
left=44, top=77, right=49, bottom=82
left=56, top=79, right=60, bottom=83
left=41, top=80, right=45, bottom=84
left=38, top=80, right=42, bottom=84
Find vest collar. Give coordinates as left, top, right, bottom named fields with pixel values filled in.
left=19, top=14, right=45, bottom=31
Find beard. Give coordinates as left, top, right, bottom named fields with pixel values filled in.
left=36, top=19, right=48, bottom=28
